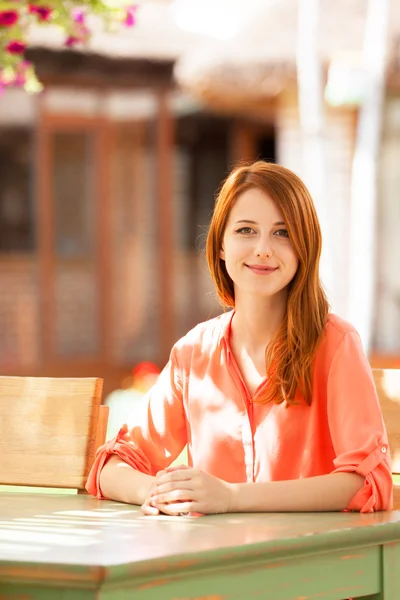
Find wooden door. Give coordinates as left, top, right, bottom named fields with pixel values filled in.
left=36, top=115, right=111, bottom=363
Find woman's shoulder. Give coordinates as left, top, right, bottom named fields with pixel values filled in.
left=325, top=313, right=358, bottom=338
left=316, top=313, right=364, bottom=365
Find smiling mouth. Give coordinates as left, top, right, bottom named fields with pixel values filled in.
left=245, top=264, right=278, bottom=273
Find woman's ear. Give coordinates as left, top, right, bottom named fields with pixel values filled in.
left=219, top=248, right=225, bottom=260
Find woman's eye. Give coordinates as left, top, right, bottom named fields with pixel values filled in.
left=274, top=229, right=289, bottom=238
left=236, top=227, right=255, bottom=234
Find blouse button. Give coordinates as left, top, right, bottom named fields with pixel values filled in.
left=381, top=446, right=387, bottom=453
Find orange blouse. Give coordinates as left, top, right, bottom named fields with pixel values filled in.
left=86, top=312, right=393, bottom=512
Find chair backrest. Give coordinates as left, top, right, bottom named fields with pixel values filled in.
left=373, top=369, right=400, bottom=474
left=373, top=368, right=400, bottom=510
left=0, top=376, right=108, bottom=490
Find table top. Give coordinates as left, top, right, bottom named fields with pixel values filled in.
left=1, top=493, right=400, bottom=584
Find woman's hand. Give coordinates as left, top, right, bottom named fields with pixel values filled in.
left=148, top=465, right=234, bottom=516
left=141, top=479, right=161, bottom=516
left=141, top=469, right=191, bottom=516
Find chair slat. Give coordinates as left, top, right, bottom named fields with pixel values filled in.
left=373, top=369, right=400, bottom=510
left=0, top=376, right=105, bottom=490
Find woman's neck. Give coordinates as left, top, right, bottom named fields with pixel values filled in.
left=231, top=293, right=287, bottom=352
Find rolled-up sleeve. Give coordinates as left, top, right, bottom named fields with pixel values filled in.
left=86, top=346, right=187, bottom=498
left=327, top=331, right=393, bottom=512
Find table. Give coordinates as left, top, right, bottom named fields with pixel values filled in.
left=0, top=493, right=400, bottom=599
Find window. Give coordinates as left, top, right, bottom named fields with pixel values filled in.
left=0, top=128, right=35, bottom=252
left=52, top=132, right=95, bottom=258
left=174, top=114, right=230, bottom=251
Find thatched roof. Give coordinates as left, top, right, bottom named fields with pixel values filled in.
left=174, top=0, right=400, bottom=110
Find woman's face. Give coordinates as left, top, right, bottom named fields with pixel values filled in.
left=220, top=187, right=299, bottom=302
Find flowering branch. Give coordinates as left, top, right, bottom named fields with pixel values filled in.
left=0, top=1, right=137, bottom=93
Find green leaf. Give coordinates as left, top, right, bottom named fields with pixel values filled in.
left=0, top=0, right=137, bottom=92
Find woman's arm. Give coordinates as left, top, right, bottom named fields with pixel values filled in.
left=229, top=472, right=365, bottom=512
left=86, top=344, right=188, bottom=501
left=150, top=468, right=365, bottom=514
left=99, top=455, right=155, bottom=505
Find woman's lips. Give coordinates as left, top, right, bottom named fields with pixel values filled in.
left=245, top=264, right=279, bottom=274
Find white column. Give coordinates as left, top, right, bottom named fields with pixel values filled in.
left=296, top=0, right=333, bottom=303
left=347, top=0, right=390, bottom=351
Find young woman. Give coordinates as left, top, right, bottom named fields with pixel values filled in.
left=86, top=161, right=392, bottom=514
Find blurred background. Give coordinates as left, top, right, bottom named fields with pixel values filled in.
left=1, top=0, right=400, bottom=399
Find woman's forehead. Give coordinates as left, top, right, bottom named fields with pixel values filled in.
left=227, top=188, right=283, bottom=222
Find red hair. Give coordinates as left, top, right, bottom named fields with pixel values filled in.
left=206, top=161, right=329, bottom=405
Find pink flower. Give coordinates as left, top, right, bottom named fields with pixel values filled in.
left=13, top=73, right=26, bottom=87
left=0, top=10, right=19, bottom=26
left=125, top=5, right=137, bottom=27
left=65, top=36, right=80, bottom=47
left=0, top=72, right=6, bottom=95
left=28, top=5, right=52, bottom=21
left=6, top=40, right=26, bottom=54
left=66, top=7, right=90, bottom=47
left=72, top=9, right=85, bottom=24
left=64, top=15, right=90, bottom=48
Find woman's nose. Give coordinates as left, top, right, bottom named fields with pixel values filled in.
left=255, top=241, right=272, bottom=259
left=256, top=250, right=271, bottom=259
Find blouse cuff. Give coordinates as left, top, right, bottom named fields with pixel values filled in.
left=332, top=442, right=391, bottom=512
left=86, top=424, right=153, bottom=499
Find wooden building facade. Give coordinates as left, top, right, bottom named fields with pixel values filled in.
left=1, top=48, right=400, bottom=394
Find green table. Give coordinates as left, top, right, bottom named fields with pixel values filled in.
left=0, top=493, right=400, bottom=599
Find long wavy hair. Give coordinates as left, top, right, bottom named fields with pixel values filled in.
left=206, top=161, right=329, bottom=405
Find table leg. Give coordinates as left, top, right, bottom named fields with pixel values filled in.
left=380, top=541, right=400, bottom=600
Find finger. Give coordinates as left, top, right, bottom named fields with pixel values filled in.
left=164, top=464, right=191, bottom=473
left=151, top=501, right=195, bottom=516
left=155, top=465, right=190, bottom=479
left=151, top=489, right=194, bottom=504
left=153, top=481, right=194, bottom=495
left=156, top=469, right=195, bottom=485
left=141, top=502, right=160, bottom=516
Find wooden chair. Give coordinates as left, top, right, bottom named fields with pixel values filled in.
left=0, top=376, right=108, bottom=491
left=373, top=368, right=400, bottom=510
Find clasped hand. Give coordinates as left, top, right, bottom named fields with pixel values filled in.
left=141, top=465, right=233, bottom=516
